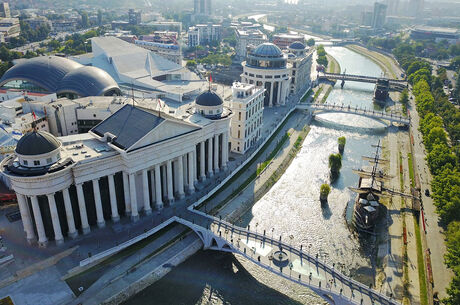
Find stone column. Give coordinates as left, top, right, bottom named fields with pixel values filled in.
left=213, top=134, right=220, bottom=173
left=76, top=183, right=90, bottom=235
left=192, top=148, right=197, bottom=184
left=108, top=175, right=120, bottom=222
left=62, top=188, right=77, bottom=238
left=154, top=164, right=163, bottom=209
left=222, top=132, right=229, bottom=170
left=269, top=81, right=274, bottom=107
left=16, top=193, right=35, bottom=243
left=129, top=173, right=139, bottom=221
left=150, top=170, right=156, bottom=205
left=188, top=151, right=195, bottom=193
left=92, top=179, right=105, bottom=228
left=30, top=195, right=47, bottom=247
left=183, top=155, right=188, bottom=187
left=200, top=141, right=206, bottom=181
left=122, top=172, right=131, bottom=216
left=207, top=138, right=213, bottom=177
left=166, top=160, right=174, bottom=203
left=142, top=169, right=152, bottom=215
left=176, top=156, right=185, bottom=199
left=47, top=193, right=64, bottom=245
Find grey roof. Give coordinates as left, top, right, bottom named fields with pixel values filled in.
left=289, top=41, right=306, bottom=50
left=0, top=56, right=121, bottom=97
left=196, top=91, right=223, bottom=107
left=57, top=66, right=121, bottom=97
left=252, top=43, right=283, bottom=57
left=91, top=104, right=165, bottom=150
left=15, top=131, right=61, bottom=156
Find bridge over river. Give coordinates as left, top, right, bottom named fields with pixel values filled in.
left=296, top=103, right=410, bottom=126
left=318, top=73, right=407, bottom=92
left=173, top=210, right=400, bottom=305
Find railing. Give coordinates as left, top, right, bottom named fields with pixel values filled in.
left=320, top=73, right=407, bottom=84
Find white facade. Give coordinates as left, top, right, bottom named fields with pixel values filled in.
left=230, top=82, right=264, bottom=154
left=134, top=40, right=182, bottom=65
left=189, top=24, right=221, bottom=46
left=1, top=104, right=232, bottom=247
left=187, top=27, right=200, bottom=47
left=287, top=45, right=313, bottom=95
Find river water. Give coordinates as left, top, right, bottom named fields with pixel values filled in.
left=124, top=47, right=388, bottom=305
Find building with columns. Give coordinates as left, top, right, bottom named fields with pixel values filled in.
left=1, top=92, right=232, bottom=247
left=286, top=41, right=313, bottom=96
left=241, top=43, right=291, bottom=107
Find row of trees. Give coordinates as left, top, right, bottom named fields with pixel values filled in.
left=396, top=48, right=460, bottom=304
left=316, top=44, right=328, bottom=67
left=0, top=45, right=44, bottom=78
left=6, top=21, right=51, bottom=48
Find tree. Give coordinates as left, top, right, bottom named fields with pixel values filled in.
left=427, top=143, right=456, bottom=175
left=338, top=137, right=346, bottom=154
left=306, top=38, right=315, bottom=47
left=328, top=153, right=342, bottom=181
left=445, top=221, right=460, bottom=305
left=320, top=184, right=331, bottom=202
left=425, top=127, right=448, bottom=152
left=399, top=89, right=409, bottom=112
left=186, top=60, right=197, bottom=68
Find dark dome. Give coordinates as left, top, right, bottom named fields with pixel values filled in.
left=15, top=131, right=61, bottom=156
left=0, top=56, right=121, bottom=98
left=57, top=66, right=121, bottom=97
left=0, top=56, right=83, bottom=92
left=252, top=43, right=283, bottom=58
left=289, top=41, right=306, bottom=50
left=196, top=91, right=223, bottom=107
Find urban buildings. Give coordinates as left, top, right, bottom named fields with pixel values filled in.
left=72, top=37, right=206, bottom=102
left=187, top=27, right=200, bottom=47
left=187, top=23, right=221, bottom=46
left=0, top=18, right=20, bottom=40
left=286, top=41, right=313, bottom=96
left=411, top=26, right=459, bottom=44
left=24, top=16, right=52, bottom=30
left=229, top=82, right=264, bottom=154
left=272, top=33, right=305, bottom=50
left=128, top=9, right=142, bottom=25
left=235, top=28, right=268, bottom=61
left=241, top=43, right=291, bottom=107
left=0, top=2, right=10, bottom=18
left=0, top=56, right=121, bottom=99
left=51, top=20, right=77, bottom=32
left=135, top=31, right=182, bottom=65
left=372, top=2, right=387, bottom=29
left=194, top=0, right=212, bottom=16
left=1, top=92, right=232, bottom=247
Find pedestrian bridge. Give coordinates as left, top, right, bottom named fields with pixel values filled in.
left=297, top=103, right=410, bottom=126
left=174, top=214, right=400, bottom=305
left=319, top=73, right=406, bottom=85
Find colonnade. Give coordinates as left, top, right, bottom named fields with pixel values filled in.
left=15, top=133, right=229, bottom=247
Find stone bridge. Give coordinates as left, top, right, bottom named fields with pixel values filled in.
left=296, top=103, right=410, bottom=126
left=174, top=214, right=400, bottom=305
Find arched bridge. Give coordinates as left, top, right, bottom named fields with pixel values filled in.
left=174, top=214, right=400, bottom=305
left=297, top=103, right=410, bottom=126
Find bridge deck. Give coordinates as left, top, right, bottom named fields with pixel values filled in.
left=320, top=73, right=407, bottom=85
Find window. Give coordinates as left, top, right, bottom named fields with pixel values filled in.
left=23, top=160, right=28, bottom=166
left=46, top=158, right=52, bottom=163
left=34, top=160, right=40, bottom=166
left=209, top=110, right=213, bottom=114
left=238, top=112, right=242, bottom=120
left=93, top=114, right=97, bottom=118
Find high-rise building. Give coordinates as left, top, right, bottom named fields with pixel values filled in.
left=0, top=2, right=10, bottom=18
left=372, top=2, right=387, bottom=29
left=128, top=9, right=141, bottom=25
left=194, top=0, right=212, bottom=16
left=384, top=0, right=399, bottom=15
left=408, top=0, right=424, bottom=20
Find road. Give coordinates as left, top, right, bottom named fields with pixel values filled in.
left=407, top=90, right=453, bottom=299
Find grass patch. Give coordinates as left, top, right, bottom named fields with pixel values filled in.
left=414, top=217, right=428, bottom=305
left=300, top=88, right=313, bottom=103
left=313, top=87, right=323, bottom=101
left=257, top=132, right=290, bottom=175
left=407, top=153, right=415, bottom=188
left=321, top=86, right=333, bottom=104
left=0, top=296, right=14, bottom=305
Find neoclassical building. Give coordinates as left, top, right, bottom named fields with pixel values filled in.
left=1, top=91, right=232, bottom=247
left=287, top=41, right=313, bottom=96
left=241, top=43, right=291, bottom=107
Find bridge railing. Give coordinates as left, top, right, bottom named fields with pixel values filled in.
left=207, top=218, right=399, bottom=305
left=321, top=72, right=407, bottom=83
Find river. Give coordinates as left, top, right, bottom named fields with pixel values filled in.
left=123, top=47, right=388, bottom=305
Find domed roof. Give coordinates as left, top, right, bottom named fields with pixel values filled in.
left=196, top=91, right=223, bottom=107
left=0, top=56, right=121, bottom=97
left=15, top=131, right=61, bottom=156
left=289, top=41, right=306, bottom=50
left=57, top=66, right=121, bottom=97
left=252, top=43, right=283, bottom=57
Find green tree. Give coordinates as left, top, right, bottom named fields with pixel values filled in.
left=328, top=153, right=342, bottom=180
left=427, top=143, right=456, bottom=175
left=445, top=221, right=460, bottom=305
left=306, top=38, right=315, bottom=47
left=320, top=183, right=331, bottom=202
left=186, top=60, right=197, bottom=68
left=338, top=136, right=346, bottom=153
left=425, top=127, right=448, bottom=152
left=399, top=88, right=409, bottom=112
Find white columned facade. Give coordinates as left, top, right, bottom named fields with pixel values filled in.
left=154, top=164, right=163, bottom=209
left=129, top=173, right=139, bottom=221
left=30, top=195, right=47, bottom=247
left=16, top=193, right=35, bottom=243
left=213, top=134, right=220, bottom=173
left=108, top=175, right=120, bottom=222
left=192, top=149, right=197, bottom=184
left=62, top=188, right=78, bottom=238
left=207, top=137, right=213, bottom=177
left=166, top=160, right=174, bottom=203
left=47, top=193, right=64, bottom=245
left=76, top=183, right=90, bottom=234
left=92, top=179, right=105, bottom=228
left=176, top=156, right=185, bottom=199
left=122, top=172, right=131, bottom=216
left=142, top=169, right=152, bottom=214
left=150, top=170, right=156, bottom=205
left=183, top=155, right=188, bottom=187
left=269, top=82, right=274, bottom=107
left=222, top=132, right=228, bottom=170
left=277, top=81, right=282, bottom=105
left=200, top=141, right=206, bottom=181
left=187, top=151, right=195, bottom=193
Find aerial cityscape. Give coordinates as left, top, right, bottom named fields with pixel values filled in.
left=0, top=0, right=459, bottom=304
